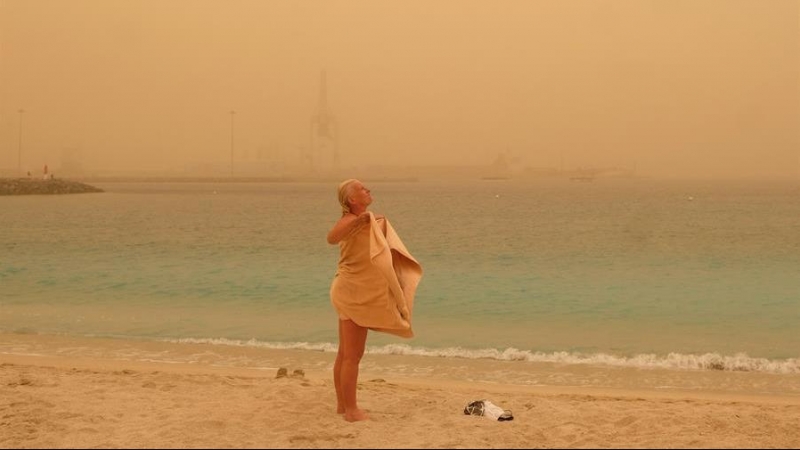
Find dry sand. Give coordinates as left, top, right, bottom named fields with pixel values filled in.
left=2, top=351, right=799, bottom=449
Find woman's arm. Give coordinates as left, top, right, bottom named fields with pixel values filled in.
left=326, top=212, right=370, bottom=244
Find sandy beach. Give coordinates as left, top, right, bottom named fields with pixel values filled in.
left=2, top=339, right=799, bottom=449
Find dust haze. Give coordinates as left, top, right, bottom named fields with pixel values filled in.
left=1, top=0, right=798, bottom=180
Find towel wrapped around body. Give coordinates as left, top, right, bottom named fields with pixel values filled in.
left=330, top=212, right=422, bottom=338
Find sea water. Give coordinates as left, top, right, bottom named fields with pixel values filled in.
left=1, top=178, right=799, bottom=383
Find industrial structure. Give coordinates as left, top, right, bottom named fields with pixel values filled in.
left=308, top=69, right=339, bottom=174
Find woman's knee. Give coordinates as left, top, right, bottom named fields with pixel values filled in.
left=341, top=352, right=363, bottom=366
left=339, top=342, right=365, bottom=362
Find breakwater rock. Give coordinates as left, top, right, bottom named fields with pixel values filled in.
left=0, top=178, right=104, bottom=196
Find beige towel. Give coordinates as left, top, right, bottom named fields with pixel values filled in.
left=330, top=212, right=423, bottom=338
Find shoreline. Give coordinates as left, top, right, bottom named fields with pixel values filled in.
left=3, top=351, right=799, bottom=407
left=3, top=332, right=799, bottom=399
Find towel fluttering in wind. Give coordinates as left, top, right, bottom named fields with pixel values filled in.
left=330, top=212, right=422, bottom=338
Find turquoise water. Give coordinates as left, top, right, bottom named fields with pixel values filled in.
left=1, top=179, right=799, bottom=374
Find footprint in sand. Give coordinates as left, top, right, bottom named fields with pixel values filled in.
left=614, top=416, right=639, bottom=427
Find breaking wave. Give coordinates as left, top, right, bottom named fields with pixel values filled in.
left=166, top=337, right=800, bottom=374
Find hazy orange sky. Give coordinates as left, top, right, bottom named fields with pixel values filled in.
left=1, top=0, right=798, bottom=178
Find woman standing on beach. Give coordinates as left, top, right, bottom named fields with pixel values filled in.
left=326, top=179, right=422, bottom=422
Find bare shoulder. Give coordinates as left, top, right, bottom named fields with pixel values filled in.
left=327, top=214, right=362, bottom=244
left=338, top=213, right=359, bottom=223
left=332, top=214, right=359, bottom=230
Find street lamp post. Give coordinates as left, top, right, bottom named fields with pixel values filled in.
left=230, top=110, right=236, bottom=177
left=17, top=109, right=25, bottom=175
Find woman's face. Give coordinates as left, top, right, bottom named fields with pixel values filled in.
left=349, top=181, right=372, bottom=208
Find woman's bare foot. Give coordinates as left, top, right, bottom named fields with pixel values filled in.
left=344, top=409, right=369, bottom=422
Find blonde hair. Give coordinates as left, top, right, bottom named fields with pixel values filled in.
left=337, top=178, right=359, bottom=216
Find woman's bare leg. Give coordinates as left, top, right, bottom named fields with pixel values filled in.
left=333, top=319, right=369, bottom=422
left=334, top=322, right=346, bottom=414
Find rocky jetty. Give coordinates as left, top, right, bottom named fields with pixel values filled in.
left=0, top=178, right=104, bottom=195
